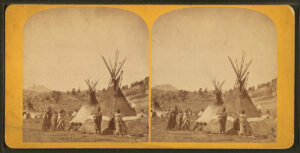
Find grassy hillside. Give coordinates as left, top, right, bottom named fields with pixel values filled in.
left=23, top=77, right=149, bottom=116
left=151, top=78, right=277, bottom=117
left=23, top=77, right=149, bottom=142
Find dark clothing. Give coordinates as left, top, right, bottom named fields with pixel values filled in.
left=94, top=112, right=102, bottom=134
left=108, top=118, right=115, bottom=130
left=233, top=119, right=240, bottom=131
left=42, top=110, right=52, bottom=131
left=218, top=111, right=227, bottom=134
left=167, top=111, right=176, bottom=130
left=227, top=119, right=240, bottom=135
left=102, top=118, right=115, bottom=135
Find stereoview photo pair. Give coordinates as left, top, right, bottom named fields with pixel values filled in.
left=5, top=5, right=294, bottom=149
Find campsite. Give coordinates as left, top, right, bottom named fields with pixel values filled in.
left=151, top=53, right=277, bottom=142
left=23, top=52, right=149, bottom=142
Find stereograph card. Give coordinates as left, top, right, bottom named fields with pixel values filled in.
left=3, top=4, right=296, bottom=151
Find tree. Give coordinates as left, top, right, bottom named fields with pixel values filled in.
left=71, top=88, right=76, bottom=96
left=198, top=88, right=203, bottom=95
left=27, top=101, right=34, bottom=110
left=179, top=90, right=188, bottom=102
left=204, top=88, right=208, bottom=94
left=77, top=88, right=81, bottom=94
left=52, top=90, right=61, bottom=103
left=45, top=95, right=50, bottom=101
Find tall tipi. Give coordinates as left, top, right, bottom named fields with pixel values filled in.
left=224, top=52, right=260, bottom=118
left=100, top=51, right=136, bottom=117
left=223, top=52, right=274, bottom=136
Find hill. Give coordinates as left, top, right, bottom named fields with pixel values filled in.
left=152, top=78, right=277, bottom=117
left=26, top=85, right=51, bottom=93
left=152, top=84, right=178, bottom=92
left=23, top=77, right=149, bottom=116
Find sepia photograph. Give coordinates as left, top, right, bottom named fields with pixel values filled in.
left=22, top=7, right=149, bottom=142
left=151, top=7, right=277, bottom=142
left=4, top=4, right=294, bottom=149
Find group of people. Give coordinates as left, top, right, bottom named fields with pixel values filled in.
left=91, top=107, right=128, bottom=136
left=41, top=105, right=128, bottom=136
left=165, top=106, right=252, bottom=136
left=167, top=106, right=192, bottom=131
left=41, top=107, right=67, bottom=131
left=68, top=122, right=83, bottom=131
left=217, top=108, right=251, bottom=136
left=40, top=105, right=128, bottom=136
left=23, top=110, right=43, bottom=119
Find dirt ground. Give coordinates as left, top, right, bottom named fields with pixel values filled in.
left=23, top=118, right=148, bottom=142
left=151, top=117, right=276, bottom=142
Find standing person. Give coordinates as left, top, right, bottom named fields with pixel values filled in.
left=114, top=109, right=122, bottom=135
left=181, top=110, right=190, bottom=130
left=176, top=110, right=183, bottom=130
left=239, top=110, right=247, bottom=136
left=218, top=107, right=227, bottom=134
left=167, top=110, right=176, bottom=131
left=57, top=109, right=66, bottom=131
left=52, top=111, right=58, bottom=131
left=41, top=107, right=52, bottom=131
left=94, top=106, right=103, bottom=134
left=114, top=109, right=128, bottom=135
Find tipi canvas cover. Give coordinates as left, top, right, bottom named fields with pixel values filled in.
left=99, top=85, right=136, bottom=117
left=71, top=80, right=99, bottom=124
left=71, top=104, right=95, bottom=123
left=100, top=51, right=136, bottom=117
left=196, top=80, right=226, bottom=124
left=223, top=87, right=260, bottom=118
left=225, top=52, right=261, bottom=118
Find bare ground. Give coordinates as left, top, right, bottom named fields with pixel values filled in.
left=151, top=117, right=276, bottom=142
left=23, top=118, right=148, bottom=142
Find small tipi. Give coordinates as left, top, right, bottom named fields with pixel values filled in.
left=100, top=51, right=136, bottom=117
left=196, top=80, right=226, bottom=124
left=70, top=79, right=99, bottom=123
left=151, top=96, right=168, bottom=118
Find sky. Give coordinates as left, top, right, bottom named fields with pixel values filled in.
left=151, top=7, right=277, bottom=91
left=23, top=7, right=149, bottom=91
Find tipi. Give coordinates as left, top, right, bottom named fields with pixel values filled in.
left=196, top=80, right=227, bottom=124
left=224, top=52, right=274, bottom=136
left=224, top=52, right=260, bottom=118
left=73, top=51, right=137, bottom=134
left=199, top=52, right=274, bottom=136
left=196, top=80, right=235, bottom=133
left=100, top=51, right=136, bottom=117
left=70, top=79, right=99, bottom=123
left=151, top=97, right=167, bottom=118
